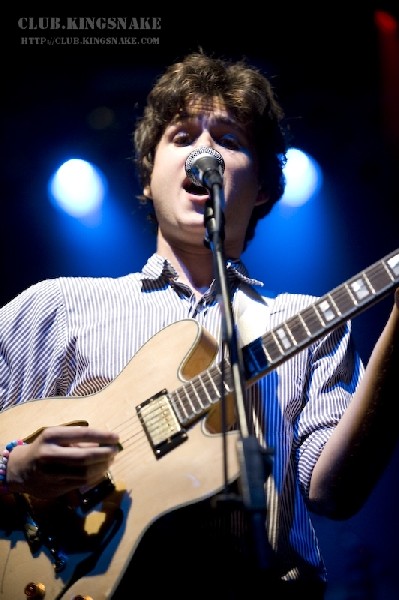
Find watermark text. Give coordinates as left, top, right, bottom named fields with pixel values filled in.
left=18, top=17, right=161, bottom=31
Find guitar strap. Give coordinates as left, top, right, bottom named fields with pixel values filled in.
left=234, top=285, right=275, bottom=348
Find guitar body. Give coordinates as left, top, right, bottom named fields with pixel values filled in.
left=0, top=319, right=240, bottom=600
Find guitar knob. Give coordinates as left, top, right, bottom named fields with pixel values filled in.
left=72, top=596, right=94, bottom=600
left=24, top=582, right=46, bottom=598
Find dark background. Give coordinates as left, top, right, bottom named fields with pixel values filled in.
left=2, top=5, right=399, bottom=598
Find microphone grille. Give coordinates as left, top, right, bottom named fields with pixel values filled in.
left=185, top=146, right=225, bottom=176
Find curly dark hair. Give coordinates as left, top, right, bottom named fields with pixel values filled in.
left=133, top=51, right=289, bottom=248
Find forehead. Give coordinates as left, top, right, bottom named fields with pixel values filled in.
left=171, top=95, right=232, bottom=122
left=186, top=96, right=227, bottom=115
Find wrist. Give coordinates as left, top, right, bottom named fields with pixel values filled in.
left=0, top=440, right=25, bottom=494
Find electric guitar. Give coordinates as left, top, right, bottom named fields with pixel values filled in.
left=1, top=248, right=398, bottom=600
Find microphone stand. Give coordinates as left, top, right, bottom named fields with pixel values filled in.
left=203, top=174, right=275, bottom=576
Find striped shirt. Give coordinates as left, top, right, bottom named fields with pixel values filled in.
left=0, top=253, right=363, bottom=582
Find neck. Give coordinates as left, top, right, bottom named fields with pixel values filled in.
left=156, top=236, right=215, bottom=294
left=156, top=230, right=243, bottom=297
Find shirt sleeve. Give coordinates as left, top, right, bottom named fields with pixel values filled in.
left=295, top=319, right=365, bottom=496
left=0, top=279, right=67, bottom=411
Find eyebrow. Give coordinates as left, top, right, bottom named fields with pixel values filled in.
left=171, top=113, right=245, bottom=132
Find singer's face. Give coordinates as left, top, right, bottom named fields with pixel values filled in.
left=145, top=97, right=267, bottom=257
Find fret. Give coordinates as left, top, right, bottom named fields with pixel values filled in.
left=297, top=313, right=311, bottom=336
left=171, top=389, right=190, bottom=423
left=186, top=380, right=203, bottom=415
left=315, top=297, right=339, bottom=324
left=282, top=315, right=309, bottom=347
left=387, top=252, right=399, bottom=277
left=330, top=284, right=357, bottom=314
left=368, top=258, right=398, bottom=290
left=212, top=361, right=235, bottom=397
left=181, top=387, right=196, bottom=420
left=275, top=324, right=296, bottom=350
left=347, top=275, right=373, bottom=302
left=242, top=249, right=399, bottom=383
left=262, top=331, right=282, bottom=362
left=270, top=329, right=285, bottom=354
left=207, top=370, right=220, bottom=399
left=299, top=305, right=325, bottom=335
left=196, top=372, right=213, bottom=409
left=201, top=367, right=223, bottom=405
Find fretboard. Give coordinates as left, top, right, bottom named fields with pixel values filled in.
left=242, top=248, right=399, bottom=383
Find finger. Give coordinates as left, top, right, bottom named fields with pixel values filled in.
left=39, top=425, right=120, bottom=446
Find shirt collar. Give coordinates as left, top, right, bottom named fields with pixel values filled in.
left=141, top=253, right=264, bottom=288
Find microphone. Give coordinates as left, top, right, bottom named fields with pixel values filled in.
left=185, top=146, right=225, bottom=189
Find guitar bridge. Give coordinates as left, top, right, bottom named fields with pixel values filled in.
left=137, top=389, right=188, bottom=458
left=77, top=471, right=116, bottom=513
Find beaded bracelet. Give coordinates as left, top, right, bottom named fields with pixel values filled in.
left=0, top=439, right=25, bottom=493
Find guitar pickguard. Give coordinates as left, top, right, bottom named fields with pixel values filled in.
left=0, top=479, right=127, bottom=599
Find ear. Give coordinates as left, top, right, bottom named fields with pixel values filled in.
left=143, top=184, right=152, bottom=199
left=254, top=187, right=269, bottom=207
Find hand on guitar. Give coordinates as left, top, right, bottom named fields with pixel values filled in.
left=4, top=425, right=120, bottom=499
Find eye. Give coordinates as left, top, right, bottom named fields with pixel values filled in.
left=218, top=134, right=241, bottom=150
left=172, top=130, right=192, bottom=146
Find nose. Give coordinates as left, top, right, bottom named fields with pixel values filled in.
left=195, top=131, right=214, bottom=148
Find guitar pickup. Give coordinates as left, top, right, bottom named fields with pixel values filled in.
left=137, top=389, right=188, bottom=459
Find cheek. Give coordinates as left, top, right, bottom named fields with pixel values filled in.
left=147, top=163, right=167, bottom=198
left=225, top=170, right=261, bottom=221
left=228, top=165, right=259, bottom=199
left=151, top=149, right=182, bottom=190
left=227, top=153, right=258, bottom=184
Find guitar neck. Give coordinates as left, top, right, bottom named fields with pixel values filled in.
left=168, top=249, right=399, bottom=429
left=242, top=248, right=399, bottom=383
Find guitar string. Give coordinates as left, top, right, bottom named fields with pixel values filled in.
left=110, top=257, right=399, bottom=477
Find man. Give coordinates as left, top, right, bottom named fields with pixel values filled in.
left=1, top=51, right=398, bottom=599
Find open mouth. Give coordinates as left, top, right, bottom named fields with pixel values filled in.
left=184, top=181, right=208, bottom=196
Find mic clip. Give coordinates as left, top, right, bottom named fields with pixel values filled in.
left=203, top=198, right=225, bottom=249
